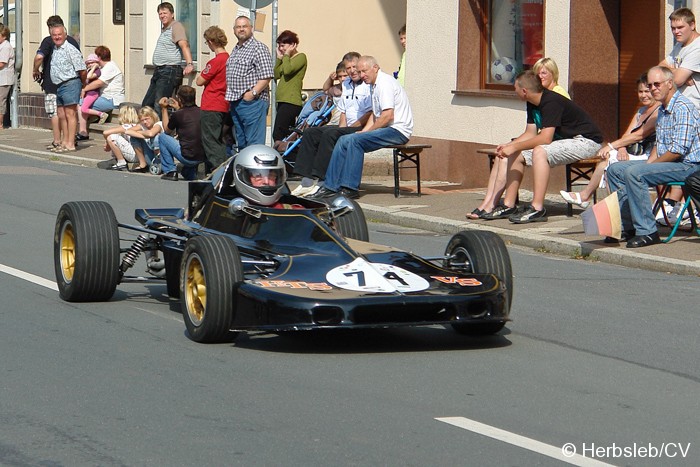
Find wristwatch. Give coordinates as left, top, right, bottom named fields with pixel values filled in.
left=251, top=89, right=258, bottom=97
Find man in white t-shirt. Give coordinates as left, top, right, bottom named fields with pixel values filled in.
left=311, top=55, right=413, bottom=199
left=661, top=7, right=700, bottom=108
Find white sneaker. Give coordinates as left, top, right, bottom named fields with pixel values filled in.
left=655, top=200, right=675, bottom=226
left=300, top=184, right=320, bottom=197
left=291, top=182, right=318, bottom=197
left=679, top=211, right=700, bottom=230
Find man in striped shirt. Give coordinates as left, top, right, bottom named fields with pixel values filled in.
left=225, top=16, right=273, bottom=150
left=142, top=2, right=194, bottom=119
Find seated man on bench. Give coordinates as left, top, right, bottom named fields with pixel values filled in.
left=310, top=55, right=413, bottom=200
left=483, top=70, right=603, bottom=223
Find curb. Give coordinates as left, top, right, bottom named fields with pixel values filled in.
left=0, top=143, right=103, bottom=166
left=360, top=202, right=700, bottom=277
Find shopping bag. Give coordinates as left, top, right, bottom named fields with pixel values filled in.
left=581, top=191, right=622, bottom=239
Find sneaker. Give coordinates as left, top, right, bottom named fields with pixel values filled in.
left=107, top=162, right=128, bottom=171
left=481, top=204, right=517, bottom=220
left=300, top=184, right=321, bottom=198
left=307, top=186, right=338, bottom=199
left=655, top=199, right=676, bottom=226
left=291, top=182, right=317, bottom=196
left=509, top=205, right=547, bottom=224
left=338, top=188, right=360, bottom=199
left=98, top=112, right=110, bottom=125
left=161, top=171, right=178, bottom=181
left=679, top=211, right=700, bottom=230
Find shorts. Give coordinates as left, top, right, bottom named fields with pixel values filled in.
left=0, top=85, right=10, bottom=111
left=44, top=93, right=58, bottom=118
left=109, top=134, right=137, bottom=163
left=92, top=96, right=117, bottom=112
left=56, top=78, right=82, bottom=106
left=522, top=135, right=601, bottom=167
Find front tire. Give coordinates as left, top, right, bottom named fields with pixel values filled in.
left=444, top=231, right=513, bottom=335
left=181, top=235, right=243, bottom=343
left=334, top=199, right=369, bottom=241
left=53, top=201, right=120, bottom=302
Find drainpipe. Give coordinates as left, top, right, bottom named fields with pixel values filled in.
left=10, top=0, right=21, bottom=128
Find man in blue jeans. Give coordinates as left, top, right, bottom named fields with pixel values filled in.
left=157, top=85, right=205, bottom=181
left=607, top=66, right=700, bottom=247
left=141, top=2, right=194, bottom=119
left=225, top=16, right=273, bottom=150
left=311, top=56, right=413, bottom=199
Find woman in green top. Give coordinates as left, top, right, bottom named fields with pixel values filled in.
left=273, top=30, right=307, bottom=142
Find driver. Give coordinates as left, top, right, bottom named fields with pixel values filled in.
left=233, top=144, right=289, bottom=207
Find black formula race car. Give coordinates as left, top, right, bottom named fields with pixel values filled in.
left=54, top=161, right=513, bottom=344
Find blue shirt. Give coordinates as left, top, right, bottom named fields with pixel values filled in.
left=656, top=90, right=700, bottom=163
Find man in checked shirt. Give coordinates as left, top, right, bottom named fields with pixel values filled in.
left=607, top=66, right=700, bottom=248
left=225, top=16, right=273, bottom=150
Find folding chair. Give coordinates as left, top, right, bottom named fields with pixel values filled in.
left=653, top=181, right=700, bottom=243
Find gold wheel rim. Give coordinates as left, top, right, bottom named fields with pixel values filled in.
left=185, top=255, right=207, bottom=326
left=60, top=222, right=76, bottom=282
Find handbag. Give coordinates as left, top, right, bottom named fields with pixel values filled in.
left=626, top=111, right=655, bottom=155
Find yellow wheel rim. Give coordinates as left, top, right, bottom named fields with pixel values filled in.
left=60, top=222, right=76, bottom=282
left=185, top=255, right=207, bottom=325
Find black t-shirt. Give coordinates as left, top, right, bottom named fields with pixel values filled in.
left=527, top=89, right=603, bottom=143
left=167, top=105, right=205, bottom=162
left=37, top=35, right=81, bottom=94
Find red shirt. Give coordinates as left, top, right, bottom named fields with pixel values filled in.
left=200, top=51, right=230, bottom=113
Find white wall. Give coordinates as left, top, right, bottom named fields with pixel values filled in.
left=407, top=0, right=573, bottom=145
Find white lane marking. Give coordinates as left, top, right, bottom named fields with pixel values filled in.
left=0, top=263, right=58, bottom=291
left=435, top=417, right=616, bottom=467
left=133, top=306, right=183, bottom=323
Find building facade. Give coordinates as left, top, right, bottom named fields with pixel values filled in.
left=15, top=1, right=689, bottom=191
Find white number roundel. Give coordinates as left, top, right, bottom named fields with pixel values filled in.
left=326, top=258, right=429, bottom=293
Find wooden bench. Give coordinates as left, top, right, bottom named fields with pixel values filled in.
left=389, top=143, right=433, bottom=198
left=477, top=148, right=599, bottom=216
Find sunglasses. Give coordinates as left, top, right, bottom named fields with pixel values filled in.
left=647, top=79, right=671, bottom=88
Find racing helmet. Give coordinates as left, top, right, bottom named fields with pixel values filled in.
left=233, top=144, right=287, bottom=205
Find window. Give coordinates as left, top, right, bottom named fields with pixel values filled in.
left=56, top=0, right=81, bottom=46
left=485, top=0, right=543, bottom=89
left=177, top=0, right=197, bottom=57
left=455, top=0, right=544, bottom=93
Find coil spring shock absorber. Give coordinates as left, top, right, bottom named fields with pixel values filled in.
left=120, top=235, right=149, bottom=274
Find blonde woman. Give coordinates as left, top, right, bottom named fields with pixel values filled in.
left=126, top=106, right=164, bottom=168
left=103, top=104, right=148, bottom=172
left=533, top=57, right=570, bottom=99
left=468, top=58, right=570, bottom=219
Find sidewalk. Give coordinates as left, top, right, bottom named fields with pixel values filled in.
left=2, top=126, right=700, bottom=276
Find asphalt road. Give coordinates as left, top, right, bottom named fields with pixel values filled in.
left=1, top=153, right=699, bottom=466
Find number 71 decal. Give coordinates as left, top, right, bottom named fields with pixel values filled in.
left=326, top=258, right=429, bottom=293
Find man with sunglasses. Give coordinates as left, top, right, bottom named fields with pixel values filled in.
left=291, top=51, right=372, bottom=197
left=606, top=66, right=700, bottom=248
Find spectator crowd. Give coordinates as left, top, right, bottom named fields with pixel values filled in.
left=25, top=3, right=700, bottom=250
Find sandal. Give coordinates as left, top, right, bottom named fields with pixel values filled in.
left=466, top=208, right=485, bottom=220
left=46, top=142, right=62, bottom=150
left=560, top=190, right=591, bottom=208
left=54, top=146, right=77, bottom=153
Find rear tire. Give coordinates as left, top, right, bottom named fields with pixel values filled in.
left=181, top=235, right=243, bottom=343
left=334, top=199, right=369, bottom=241
left=54, top=201, right=120, bottom=302
left=444, top=230, right=513, bottom=335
